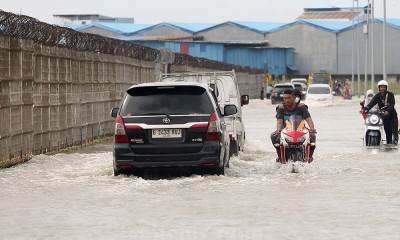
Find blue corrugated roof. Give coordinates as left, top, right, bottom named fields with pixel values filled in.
left=131, top=22, right=216, bottom=35
left=337, top=18, right=400, bottom=32
left=230, top=21, right=287, bottom=33
left=196, top=21, right=287, bottom=34
left=270, top=20, right=353, bottom=33
left=74, top=22, right=151, bottom=34
left=383, top=18, right=400, bottom=30
left=302, top=20, right=353, bottom=31
left=60, top=24, right=82, bottom=30
left=167, top=22, right=216, bottom=32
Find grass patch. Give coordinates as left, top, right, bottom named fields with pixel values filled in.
left=350, top=81, right=400, bottom=95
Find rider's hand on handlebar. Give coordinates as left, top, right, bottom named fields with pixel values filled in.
left=309, top=128, right=317, bottom=133
left=273, top=129, right=281, bottom=136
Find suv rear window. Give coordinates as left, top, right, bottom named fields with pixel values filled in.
left=121, top=86, right=214, bottom=116
left=294, top=84, right=303, bottom=90
left=274, top=86, right=293, bottom=91
left=308, top=87, right=330, bottom=94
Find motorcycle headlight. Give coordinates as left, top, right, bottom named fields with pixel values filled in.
left=369, top=115, right=379, bottom=124
left=296, top=135, right=306, bottom=143
left=284, top=134, right=293, bottom=142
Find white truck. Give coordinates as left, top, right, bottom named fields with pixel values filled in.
left=160, top=70, right=249, bottom=156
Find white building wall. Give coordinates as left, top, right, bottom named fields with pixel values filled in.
left=338, top=22, right=400, bottom=75
left=268, top=24, right=338, bottom=75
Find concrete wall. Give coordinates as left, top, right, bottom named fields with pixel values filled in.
left=268, top=23, right=338, bottom=75
left=0, top=36, right=264, bottom=168
left=0, top=36, right=155, bottom=167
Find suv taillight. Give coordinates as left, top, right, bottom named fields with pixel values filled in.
left=205, top=112, right=221, bottom=141
left=114, top=115, right=129, bottom=143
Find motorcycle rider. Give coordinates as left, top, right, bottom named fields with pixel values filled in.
left=277, top=89, right=307, bottom=109
left=364, top=80, right=398, bottom=145
left=271, top=89, right=316, bottom=161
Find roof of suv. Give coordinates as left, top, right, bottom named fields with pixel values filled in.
left=308, top=83, right=331, bottom=88
left=128, top=81, right=210, bottom=90
left=274, top=83, right=294, bottom=88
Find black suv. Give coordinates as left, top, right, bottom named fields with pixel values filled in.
left=110, top=82, right=237, bottom=176
left=270, top=83, right=295, bottom=104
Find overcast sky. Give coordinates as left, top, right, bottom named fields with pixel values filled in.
left=1, top=0, right=400, bottom=24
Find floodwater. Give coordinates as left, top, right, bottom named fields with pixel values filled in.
left=1, top=97, right=400, bottom=240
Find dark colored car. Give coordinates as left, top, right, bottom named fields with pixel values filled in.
left=270, top=83, right=295, bottom=104
left=110, top=82, right=237, bottom=176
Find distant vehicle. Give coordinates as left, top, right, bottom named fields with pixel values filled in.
left=308, top=72, right=333, bottom=89
left=160, top=70, right=249, bottom=157
left=293, top=83, right=307, bottom=100
left=265, top=84, right=274, bottom=99
left=305, top=84, right=334, bottom=102
left=110, top=81, right=237, bottom=176
left=291, top=78, right=308, bottom=86
left=271, top=83, right=295, bottom=104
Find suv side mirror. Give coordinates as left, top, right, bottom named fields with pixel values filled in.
left=241, top=95, right=249, bottom=106
left=224, top=105, right=237, bottom=116
left=110, top=107, right=119, bottom=118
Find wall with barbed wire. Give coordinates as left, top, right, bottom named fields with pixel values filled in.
left=0, top=10, right=264, bottom=167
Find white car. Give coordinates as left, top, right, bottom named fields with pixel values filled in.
left=160, top=70, right=249, bottom=157
left=305, top=84, right=334, bottom=102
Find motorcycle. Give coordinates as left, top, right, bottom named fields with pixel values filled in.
left=364, top=108, right=384, bottom=146
left=279, top=115, right=312, bottom=164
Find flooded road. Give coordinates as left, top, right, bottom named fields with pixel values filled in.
left=1, top=98, right=400, bottom=240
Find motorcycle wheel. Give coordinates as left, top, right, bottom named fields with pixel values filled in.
left=368, top=136, right=378, bottom=146
left=285, top=148, right=304, bottom=162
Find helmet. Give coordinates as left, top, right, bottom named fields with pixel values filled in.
left=366, top=89, right=374, bottom=97
left=377, top=80, right=388, bottom=89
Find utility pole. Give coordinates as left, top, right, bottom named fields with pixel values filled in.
left=383, top=0, right=387, bottom=80
left=351, top=0, right=355, bottom=95
left=356, top=0, right=361, bottom=97
left=371, top=0, right=375, bottom=89
left=364, top=0, right=370, bottom=94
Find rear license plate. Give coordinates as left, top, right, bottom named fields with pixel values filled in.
left=152, top=129, right=182, bottom=138
left=280, top=94, right=284, bottom=97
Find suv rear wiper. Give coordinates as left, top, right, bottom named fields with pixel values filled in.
left=139, top=112, right=171, bottom=118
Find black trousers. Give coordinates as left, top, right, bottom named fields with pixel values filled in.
left=383, top=117, right=398, bottom=144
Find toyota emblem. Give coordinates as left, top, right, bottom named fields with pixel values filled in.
left=162, top=118, right=171, bottom=124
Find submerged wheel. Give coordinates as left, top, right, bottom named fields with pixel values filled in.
left=113, top=168, right=120, bottom=176
left=285, top=148, right=304, bottom=162
left=369, top=136, right=378, bottom=146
